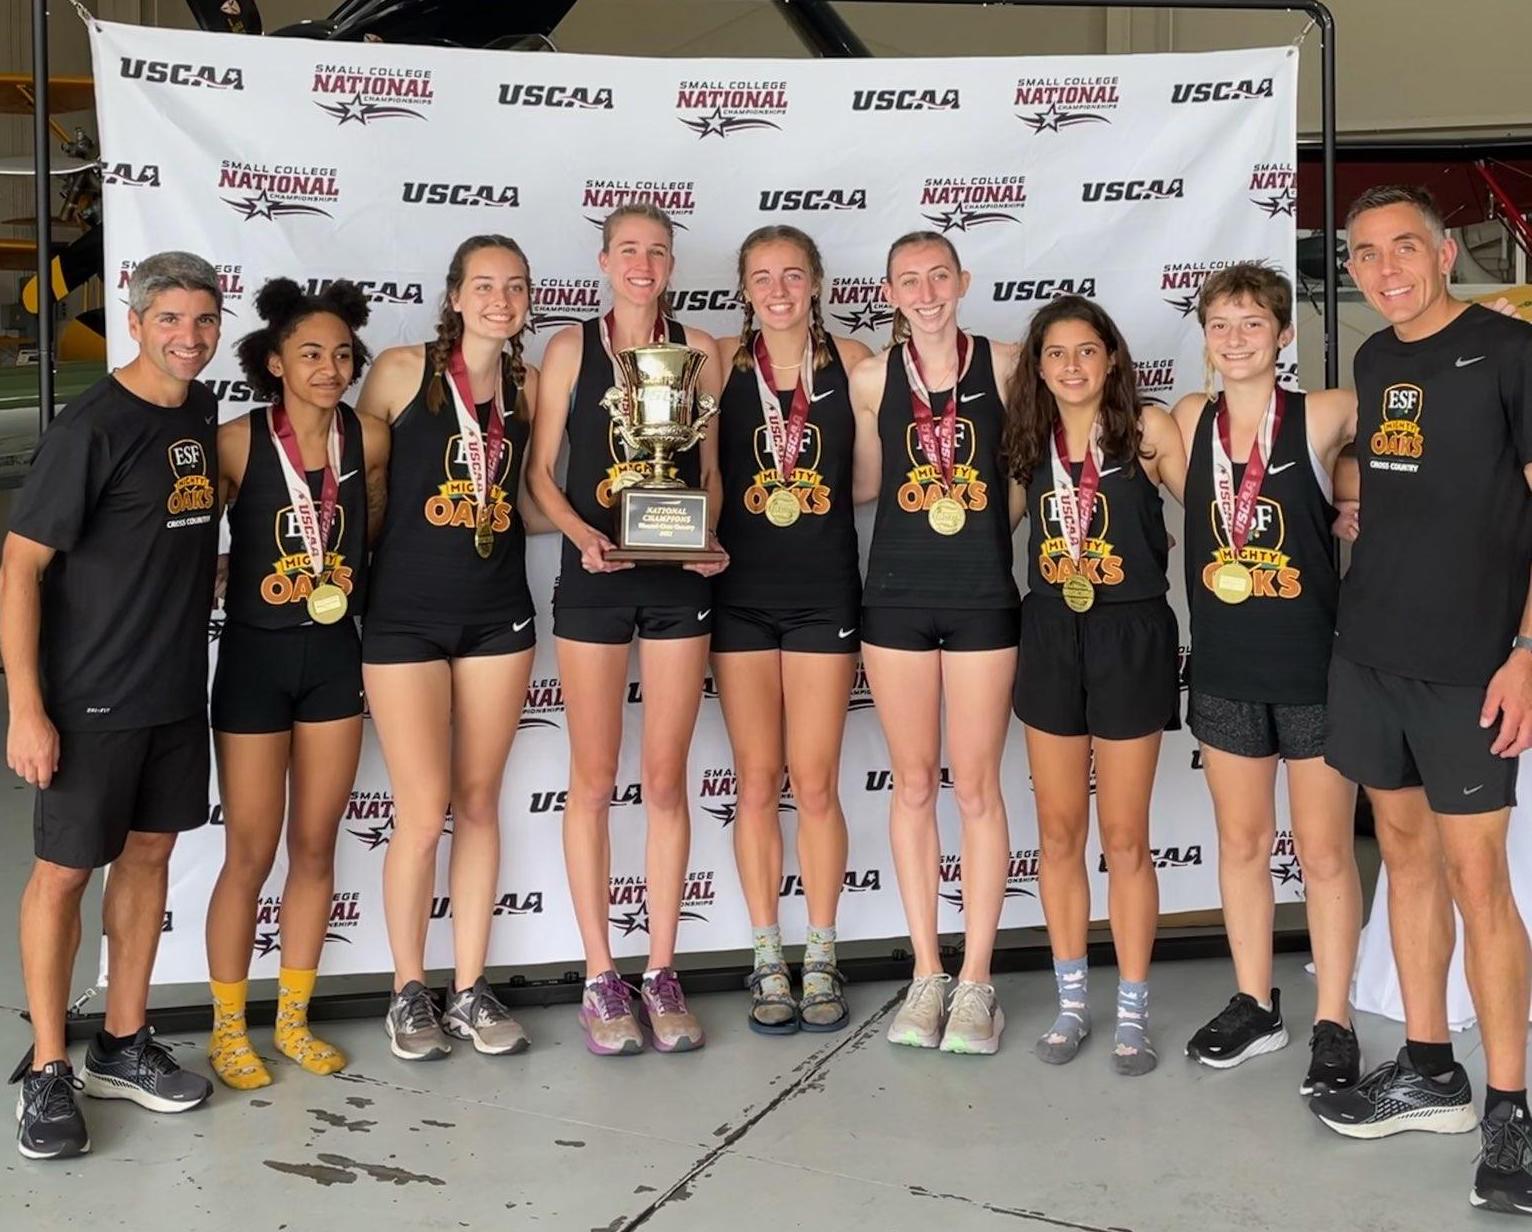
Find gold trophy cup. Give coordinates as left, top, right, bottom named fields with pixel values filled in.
left=602, top=343, right=724, bottom=563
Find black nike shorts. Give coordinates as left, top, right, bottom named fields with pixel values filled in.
left=1189, top=691, right=1328, bottom=761
left=1015, top=594, right=1180, bottom=740
left=35, top=715, right=210, bottom=869
left=212, top=620, right=364, bottom=734
left=859, top=605, right=1020, bottom=653
left=711, top=604, right=861, bottom=653
left=362, top=611, right=537, bottom=663
left=553, top=603, right=712, bottom=645
left=1325, top=654, right=1517, bottom=814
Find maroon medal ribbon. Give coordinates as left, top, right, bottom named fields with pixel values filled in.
left=1049, top=418, right=1102, bottom=566
left=1214, top=388, right=1286, bottom=553
left=751, top=332, right=812, bottom=484
left=268, top=401, right=342, bottom=576
left=445, top=344, right=506, bottom=514
left=905, top=332, right=970, bottom=488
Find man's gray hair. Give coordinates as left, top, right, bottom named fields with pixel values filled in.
left=1345, top=184, right=1448, bottom=246
left=127, top=251, right=223, bottom=315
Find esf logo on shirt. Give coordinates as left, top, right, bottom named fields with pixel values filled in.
left=1371, top=383, right=1425, bottom=461
left=166, top=440, right=214, bottom=517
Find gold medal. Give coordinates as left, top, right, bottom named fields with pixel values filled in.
left=474, top=507, right=495, bottom=559
left=1211, top=561, right=1254, bottom=605
left=307, top=583, right=348, bottom=625
left=765, top=488, right=801, bottom=528
left=928, top=496, right=966, bottom=536
left=610, top=468, right=642, bottom=493
left=1061, top=573, right=1095, bottom=613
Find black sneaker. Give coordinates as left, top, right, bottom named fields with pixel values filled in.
left=1301, top=1019, right=1362, bottom=1097
left=1473, top=1102, right=1532, bottom=1216
left=10, top=1053, right=89, bottom=1160
left=81, top=1027, right=212, bottom=1114
left=1185, top=990, right=1288, bottom=1068
left=1309, top=1047, right=1478, bottom=1139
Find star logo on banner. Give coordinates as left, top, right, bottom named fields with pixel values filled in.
left=1271, top=858, right=1305, bottom=888
left=1018, top=103, right=1112, bottom=133
left=831, top=302, right=895, bottom=335
left=314, top=92, right=426, bottom=126
left=1253, top=187, right=1298, bottom=217
left=677, top=106, right=782, bottom=139
left=1164, top=293, right=1200, bottom=318
left=223, top=190, right=332, bottom=221
left=609, top=903, right=708, bottom=936
left=921, top=203, right=1022, bottom=234
left=349, top=817, right=395, bottom=850
left=701, top=802, right=738, bottom=828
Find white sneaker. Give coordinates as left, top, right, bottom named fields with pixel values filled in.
left=886, top=973, right=951, bottom=1049
left=940, top=981, right=1004, bottom=1056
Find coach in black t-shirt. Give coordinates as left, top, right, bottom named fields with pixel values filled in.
left=1311, top=185, right=1532, bottom=1216
left=2, top=252, right=222, bottom=1160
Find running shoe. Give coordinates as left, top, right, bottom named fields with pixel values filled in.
left=1185, top=990, right=1288, bottom=1069
left=939, top=981, right=1004, bottom=1056
left=637, top=968, right=705, bottom=1053
left=1473, top=1102, right=1532, bottom=1216
left=10, top=1054, right=88, bottom=1160
left=82, top=1027, right=212, bottom=1112
left=886, top=973, right=951, bottom=1049
left=1309, top=1047, right=1478, bottom=1139
left=1301, top=1019, right=1361, bottom=1096
left=579, top=971, right=645, bottom=1056
left=442, top=977, right=529, bottom=1056
left=385, top=981, right=452, bottom=1062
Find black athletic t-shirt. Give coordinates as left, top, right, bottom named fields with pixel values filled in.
left=366, top=357, right=532, bottom=623
left=10, top=374, right=218, bottom=730
left=863, top=336, right=1018, bottom=609
left=1336, top=305, right=1532, bottom=686
left=1023, top=442, right=1169, bottom=605
left=1184, top=391, right=1338, bottom=704
left=225, top=404, right=369, bottom=629
left=714, top=342, right=859, bottom=609
left=556, top=316, right=709, bottom=609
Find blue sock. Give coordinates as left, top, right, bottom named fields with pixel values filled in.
left=1035, top=956, right=1090, bottom=1064
left=1113, top=978, right=1157, bottom=1076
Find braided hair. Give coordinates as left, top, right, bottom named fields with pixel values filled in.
left=883, top=230, right=963, bottom=348
left=423, top=234, right=531, bottom=420
left=236, top=277, right=371, bottom=402
left=730, top=224, right=833, bottom=374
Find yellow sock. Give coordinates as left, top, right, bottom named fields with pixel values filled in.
left=209, top=978, right=272, bottom=1091
left=275, top=967, right=346, bottom=1075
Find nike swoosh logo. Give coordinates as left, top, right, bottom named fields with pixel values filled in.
left=697, top=609, right=711, bottom=620
left=1456, top=355, right=1486, bottom=367
left=838, top=627, right=856, bottom=638
left=1463, top=784, right=1484, bottom=795
left=1098, top=466, right=1121, bottom=478
left=204, top=415, right=215, bottom=424
left=960, top=392, right=985, bottom=403
left=512, top=617, right=533, bottom=632
left=337, top=469, right=359, bottom=483
left=810, top=389, right=834, bottom=403
left=1267, top=461, right=1297, bottom=474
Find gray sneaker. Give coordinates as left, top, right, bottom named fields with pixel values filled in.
left=939, top=981, right=1005, bottom=1056
left=386, top=981, right=452, bottom=1061
left=886, top=973, right=951, bottom=1049
left=441, top=977, right=530, bottom=1056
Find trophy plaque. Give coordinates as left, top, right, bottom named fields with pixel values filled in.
left=602, top=343, right=725, bottom=564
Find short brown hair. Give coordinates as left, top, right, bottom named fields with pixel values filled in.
left=1197, top=263, right=1293, bottom=333
left=1345, top=184, right=1446, bottom=243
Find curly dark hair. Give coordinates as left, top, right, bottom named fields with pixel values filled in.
left=1001, top=295, right=1147, bottom=483
left=423, top=234, right=532, bottom=420
left=731, top=224, right=833, bottom=375
left=236, top=277, right=371, bottom=403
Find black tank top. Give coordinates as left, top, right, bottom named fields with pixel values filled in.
left=557, top=315, right=709, bottom=609
left=367, top=356, right=532, bottom=623
left=1184, top=391, right=1338, bottom=703
left=226, top=404, right=368, bottom=629
left=714, top=342, right=859, bottom=609
left=1024, top=429, right=1169, bottom=605
left=863, top=336, right=1017, bottom=609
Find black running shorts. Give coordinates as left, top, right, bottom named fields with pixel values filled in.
left=552, top=603, right=712, bottom=645
left=711, top=604, right=861, bottom=654
left=212, top=621, right=364, bottom=733
left=362, top=611, right=537, bottom=664
left=859, top=605, right=1019, bottom=653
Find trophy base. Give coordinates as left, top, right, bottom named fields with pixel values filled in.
left=609, top=485, right=719, bottom=565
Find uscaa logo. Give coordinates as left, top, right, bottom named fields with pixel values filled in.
left=204, top=378, right=256, bottom=404
left=219, top=159, right=339, bottom=221
left=864, top=766, right=955, bottom=793
left=582, top=178, right=696, bottom=229
left=252, top=891, right=359, bottom=957
left=402, top=181, right=519, bottom=209
left=345, top=790, right=397, bottom=849
left=119, top=56, right=243, bottom=90
left=312, top=63, right=433, bottom=125
left=991, top=276, right=1097, bottom=305
left=431, top=889, right=545, bottom=919
left=782, top=868, right=882, bottom=897
left=608, top=871, right=715, bottom=936
left=676, top=79, right=787, bottom=138
left=758, top=187, right=867, bottom=212
left=1171, top=76, right=1275, bottom=105
left=1099, top=845, right=1203, bottom=873
left=1134, top=357, right=1177, bottom=406
left=1271, top=830, right=1304, bottom=891
left=1249, top=161, right=1297, bottom=217
left=919, top=176, right=1025, bottom=233
left=529, top=781, right=642, bottom=815
left=499, top=82, right=613, bottom=109
left=699, top=766, right=796, bottom=827
left=520, top=676, right=565, bottom=730
left=669, top=287, right=744, bottom=314
left=1082, top=176, right=1184, bottom=204
left=828, top=275, right=895, bottom=336
left=851, top=86, right=960, bottom=112
left=102, top=162, right=160, bottom=188
left=302, top=275, right=422, bottom=305
left=530, top=278, right=602, bottom=333
left=1015, top=74, right=1119, bottom=132
left=1161, top=260, right=1243, bottom=316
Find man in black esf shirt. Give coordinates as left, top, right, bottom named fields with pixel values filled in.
left=1312, top=185, right=1532, bottom=1216
left=1, top=252, right=223, bottom=1160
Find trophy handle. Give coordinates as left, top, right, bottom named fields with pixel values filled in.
left=688, top=392, right=719, bottom=443
left=602, top=385, right=646, bottom=457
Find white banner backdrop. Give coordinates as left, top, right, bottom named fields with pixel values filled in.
left=87, top=19, right=1303, bottom=986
